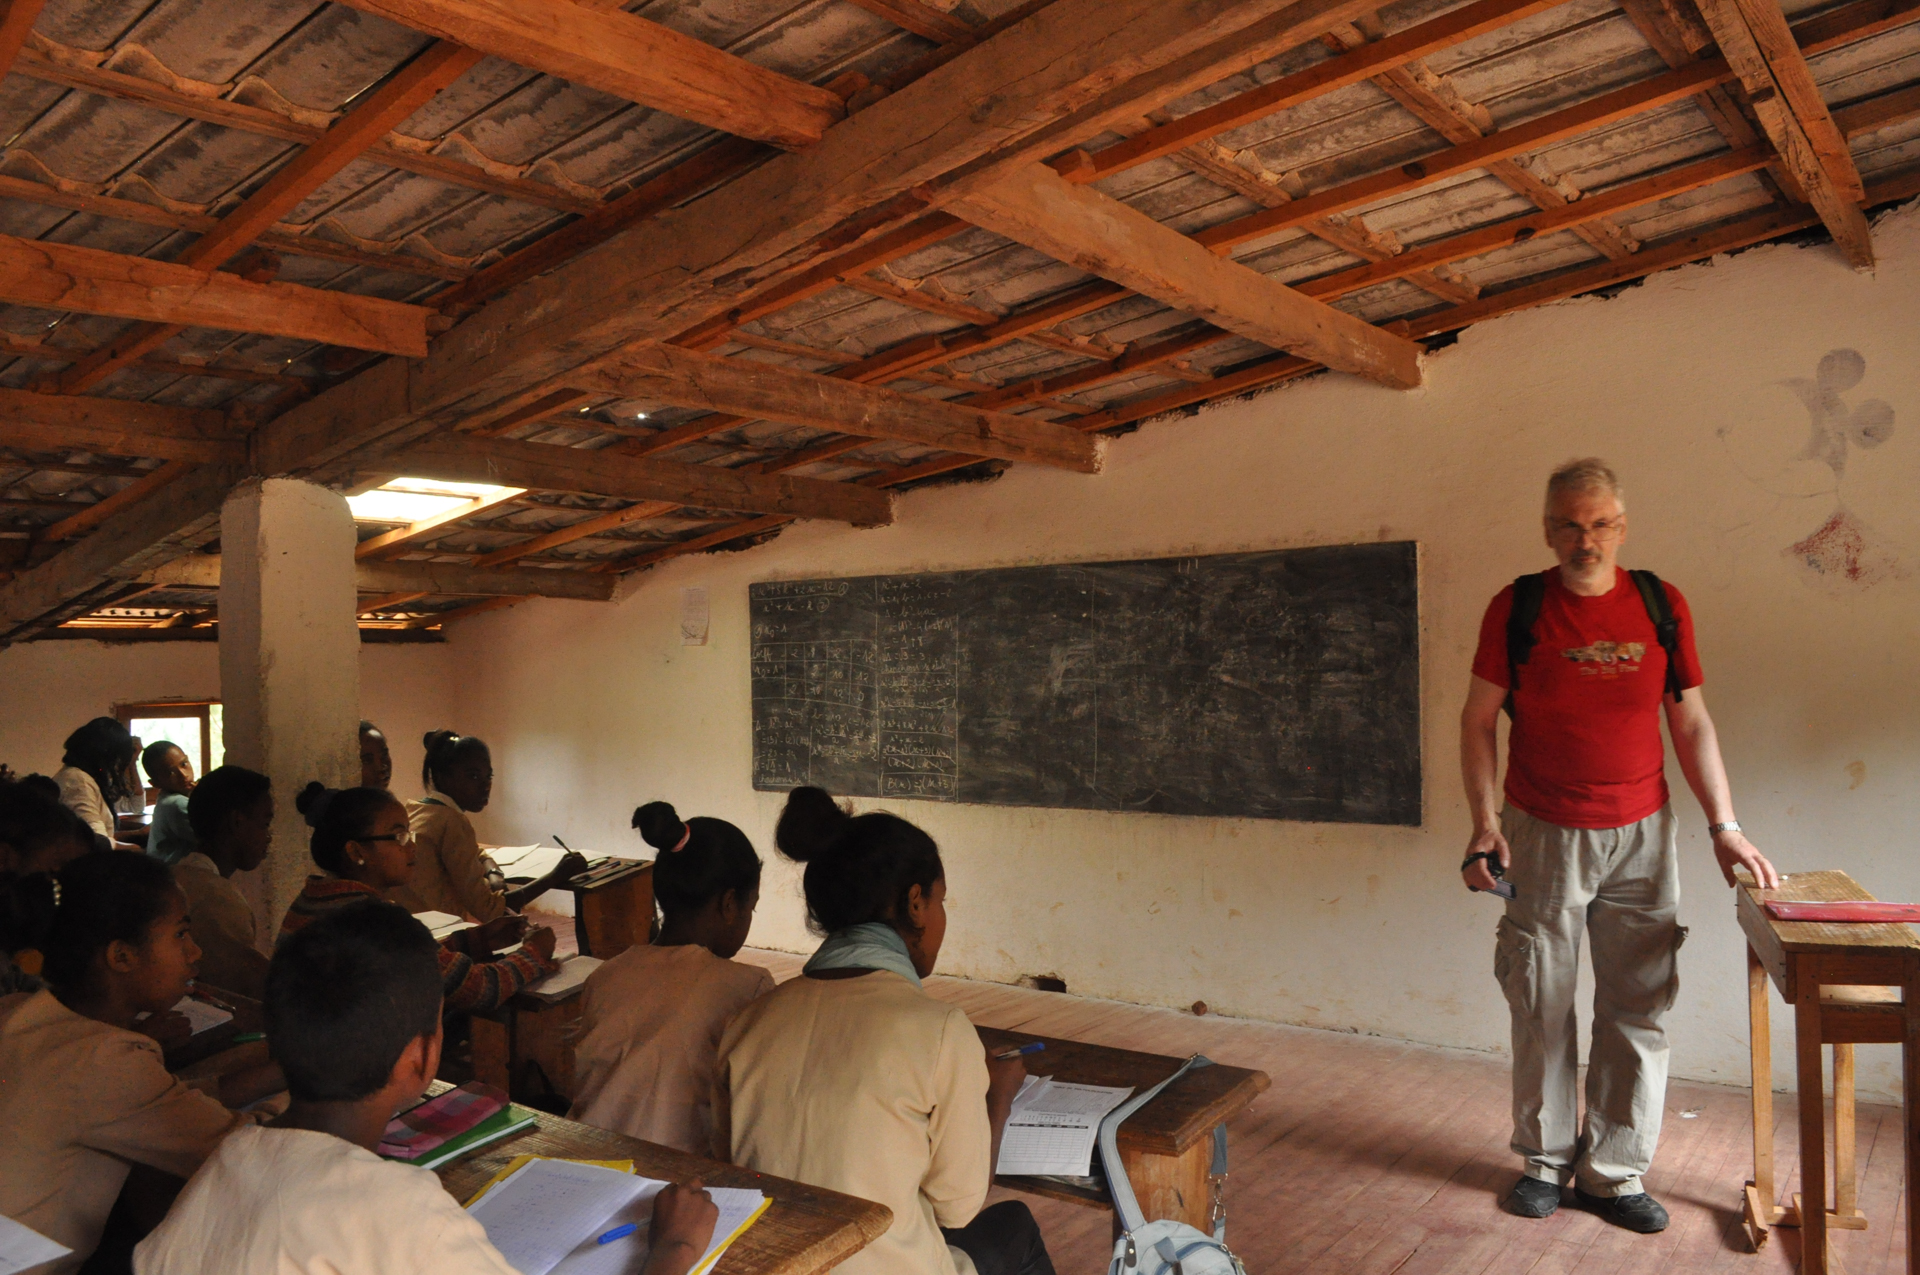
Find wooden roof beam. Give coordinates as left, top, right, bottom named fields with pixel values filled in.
left=0, top=389, right=244, bottom=463
left=141, top=554, right=616, bottom=602
left=0, top=234, right=428, bottom=356
left=1695, top=0, right=1873, bottom=265
left=950, top=163, right=1422, bottom=388
left=581, top=344, right=1105, bottom=470
left=333, top=0, right=844, bottom=147
left=399, top=434, right=896, bottom=526
left=353, top=486, right=530, bottom=560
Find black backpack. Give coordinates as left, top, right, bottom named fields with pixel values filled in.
left=1504, top=569, right=1684, bottom=718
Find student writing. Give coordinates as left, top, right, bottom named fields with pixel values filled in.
left=140, top=742, right=198, bottom=867
left=279, top=784, right=559, bottom=1014
left=174, top=766, right=274, bottom=999
left=568, top=801, right=774, bottom=1154
left=0, top=852, right=283, bottom=1273
left=715, top=787, right=1055, bottom=1275
left=135, top=901, right=721, bottom=1275
left=389, top=730, right=585, bottom=921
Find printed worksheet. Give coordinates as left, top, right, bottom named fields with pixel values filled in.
left=995, top=1078, right=1133, bottom=1177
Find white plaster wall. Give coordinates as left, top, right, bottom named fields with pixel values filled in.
left=382, top=202, right=1920, bottom=1100
left=0, top=638, right=460, bottom=793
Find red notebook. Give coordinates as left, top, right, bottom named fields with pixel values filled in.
left=1764, top=900, right=1920, bottom=923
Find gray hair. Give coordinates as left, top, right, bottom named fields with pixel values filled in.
left=1545, top=457, right=1624, bottom=514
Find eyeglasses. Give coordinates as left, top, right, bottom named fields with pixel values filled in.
left=1547, top=518, right=1626, bottom=543
left=353, top=832, right=413, bottom=846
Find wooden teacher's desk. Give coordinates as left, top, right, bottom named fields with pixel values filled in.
left=432, top=1093, right=891, bottom=1275
left=978, top=1026, right=1270, bottom=1232
left=1737, top=869, right=1920, bottom=1273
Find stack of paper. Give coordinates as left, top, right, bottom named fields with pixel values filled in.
left=134, top=995, right=232, bottom=1036
left=0, top=1215, right=69, bottom=1275
left=522, top=956, right=602, bottom=1003
left=415, top=911, right=476, bottom=942
left=467, top=1158, right=768, bottom=1275
left=994, top=1075, right=1134, bottom=1178
left=490, top=845, right=571, bottom=883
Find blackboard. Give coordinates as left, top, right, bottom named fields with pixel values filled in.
left=749, top=543, right=1420, bottom=824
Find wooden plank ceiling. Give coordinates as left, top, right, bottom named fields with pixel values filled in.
left=0, top=0, right=1914, bottom=639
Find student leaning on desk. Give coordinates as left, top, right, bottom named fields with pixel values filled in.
left=135, top=901, right=720, bottom=1275
left=390, top=729, right=586, bottom=922
left=1459, top=458, right=1781, bottom=1235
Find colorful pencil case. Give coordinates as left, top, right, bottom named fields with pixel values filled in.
left=378, top=1082, right=508, bottom=1160
left=1764, top=901, right=1920, bottom=923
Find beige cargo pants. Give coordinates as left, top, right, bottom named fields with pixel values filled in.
left=1493, top=803, right=1685, bottom=1197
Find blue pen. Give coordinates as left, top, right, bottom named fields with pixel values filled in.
left=596, top=1223, right=638, bottom=1245
left=994, top=1042, right=1045, bottom=1061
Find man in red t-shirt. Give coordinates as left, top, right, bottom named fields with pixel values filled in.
left=1460, top=458, right=1779, bottom=1234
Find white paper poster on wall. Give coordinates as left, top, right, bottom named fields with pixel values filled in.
left=680, top=587, right=710, bottom=646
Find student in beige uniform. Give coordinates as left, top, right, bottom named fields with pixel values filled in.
left=715, top=787, right=1055, bottom=1275
left=52, top=717, right=139, bottom=848
left=0, top=852, right=283, bottom=1273
left=569, top=802, right=773, bottom=1153
left=391, top=730, right=584, bottom=921
left=359, top=720, right=394, bottom=790
left=136, top=900, right=720, bottom=1275
left=174, top=766, right=275, bottom=999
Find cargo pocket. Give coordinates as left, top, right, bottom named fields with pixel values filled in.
left=1494, top=917, right=1538, bottom=1017
left=1660, top=925, right=1689, bottom=1013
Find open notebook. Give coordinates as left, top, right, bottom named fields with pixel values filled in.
left=467, top=1158, right=767, bottom=1275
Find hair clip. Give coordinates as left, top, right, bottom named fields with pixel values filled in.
left=48, top=879, right=60, bottom=909
left=670, top=826, right=691, bottom=853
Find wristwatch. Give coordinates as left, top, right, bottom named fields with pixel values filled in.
left=1708, top=821, right=1742, bottom=834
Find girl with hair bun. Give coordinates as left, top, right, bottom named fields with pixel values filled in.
left=279, top=783, right=559, bottom=1016
left=0, top=852, right=282, bottom=1273
left=394, top=730, right=584, bottom=922
left=567, top=802, right=772, bottom=1154
left=714, top=788, right=1055, bottom=1275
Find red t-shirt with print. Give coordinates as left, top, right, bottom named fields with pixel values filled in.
left=1470, top=569, right=1703, bottom=830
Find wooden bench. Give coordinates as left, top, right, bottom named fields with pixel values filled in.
left=1737, top=869, right=1920, bottom=1273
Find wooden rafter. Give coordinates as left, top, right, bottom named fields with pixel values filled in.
left=1694, top=0, right=1874, bottom=265
left=56, top=42, right=485, bottom=394
left=332, top=0, right=844, bottom=147
left=35, top=461, right=195, bottom=545
left=469, top=501, right=681, bottom=567
left=951, top=162, right=1423, bottom=388
left=0, top=234, right=428, bottom=356
left=399, top=434, right=896, bottom=525
left=353, top=486, right=530, bottom=560
left=580, top=344, right=1104, bottom=471
left=0, top=390, right=243, bottom=463
left=0, top=0, right=45, bottom=77
left=141, top=553, right=616, bottom=602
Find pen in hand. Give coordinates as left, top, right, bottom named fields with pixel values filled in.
left=596, top=1222, right=638, bottom=1245
left=994, top=1042, right=1046, bottom=1061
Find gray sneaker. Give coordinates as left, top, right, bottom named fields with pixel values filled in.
left=1574, top=1187, right=1669, bottom=1233
left=1503, top=1176, right=1561, bottom=1218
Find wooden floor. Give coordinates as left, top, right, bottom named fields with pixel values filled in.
left=736, top=949, right=1910, bottom=1275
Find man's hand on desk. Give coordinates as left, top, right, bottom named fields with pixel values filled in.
left=1713, top=829, right=1780, bottom=890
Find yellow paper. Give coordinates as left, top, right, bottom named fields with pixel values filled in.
left=691, top=1195, right=772, bottom=1275
left=464, top=1155, right=636, bottom=1206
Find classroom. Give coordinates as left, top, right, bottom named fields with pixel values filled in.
left=0, top=0, right=1916, bottom=1270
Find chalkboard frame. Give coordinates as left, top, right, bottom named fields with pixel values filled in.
left=749, top=542, right=1422, bottom=825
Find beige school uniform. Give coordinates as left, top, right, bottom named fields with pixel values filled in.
left=568, top=944, right=773, bottom=1154
left=387, top=797, right=506, bottom=922
left=0, top=990, right=246, bottom=1275
left=173, top=853, right=268, bottom=1000
left=52, top=766, right=114, bottom=841
left=134, top=1124, right=518, bottom=1275
left=715, top=971, right=991, bottom=1275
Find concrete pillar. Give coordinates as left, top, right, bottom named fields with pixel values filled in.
left=219, top=478, right=361, bottom=932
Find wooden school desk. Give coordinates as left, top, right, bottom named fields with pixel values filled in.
left=977, top=1026, right=1270, bottom=1231
left=471, top=975, right=586, bottom=1100
left=1737, top=870, right=1920, bottom=1273
left=429, top=1089, right=892, bottom=1275
left=570, top=858, right=655, bottom=959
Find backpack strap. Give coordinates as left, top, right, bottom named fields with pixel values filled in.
left=1503, top=573, right=1547, bottom=718
left=1628, top=569, right=1685, bottom=703
left=1100, top=1055, right=1215, bottom=1239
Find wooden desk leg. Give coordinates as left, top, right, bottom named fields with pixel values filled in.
left=1797, top=977, right=1830, bottom=1275
left=1833, top=1044, right=1857, bottom=1220
left=471, top=1012, right=512, bottom=1093
left=1904, top=955, right=1919, bottom=1275
left=1748, top=946, right=1781, bottom=1249
left=1118, top=1142, right=1211, bottom=1231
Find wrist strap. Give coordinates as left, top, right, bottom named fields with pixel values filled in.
left=1460, top=851, right=1495, bottom=872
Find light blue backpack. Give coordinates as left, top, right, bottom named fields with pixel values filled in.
left=1102, top=1055, right=1248, bottom=1275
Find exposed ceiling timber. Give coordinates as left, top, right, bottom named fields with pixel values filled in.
left=140, top=554, right=616, bottom=602
left=0, top=390, right=245, bottom=463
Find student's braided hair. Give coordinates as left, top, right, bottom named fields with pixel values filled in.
left=773, top=786, right=944, bottom=937
left=421, top=729, right=487, bottom=791
left=633, top=802, right=762, bottom=920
